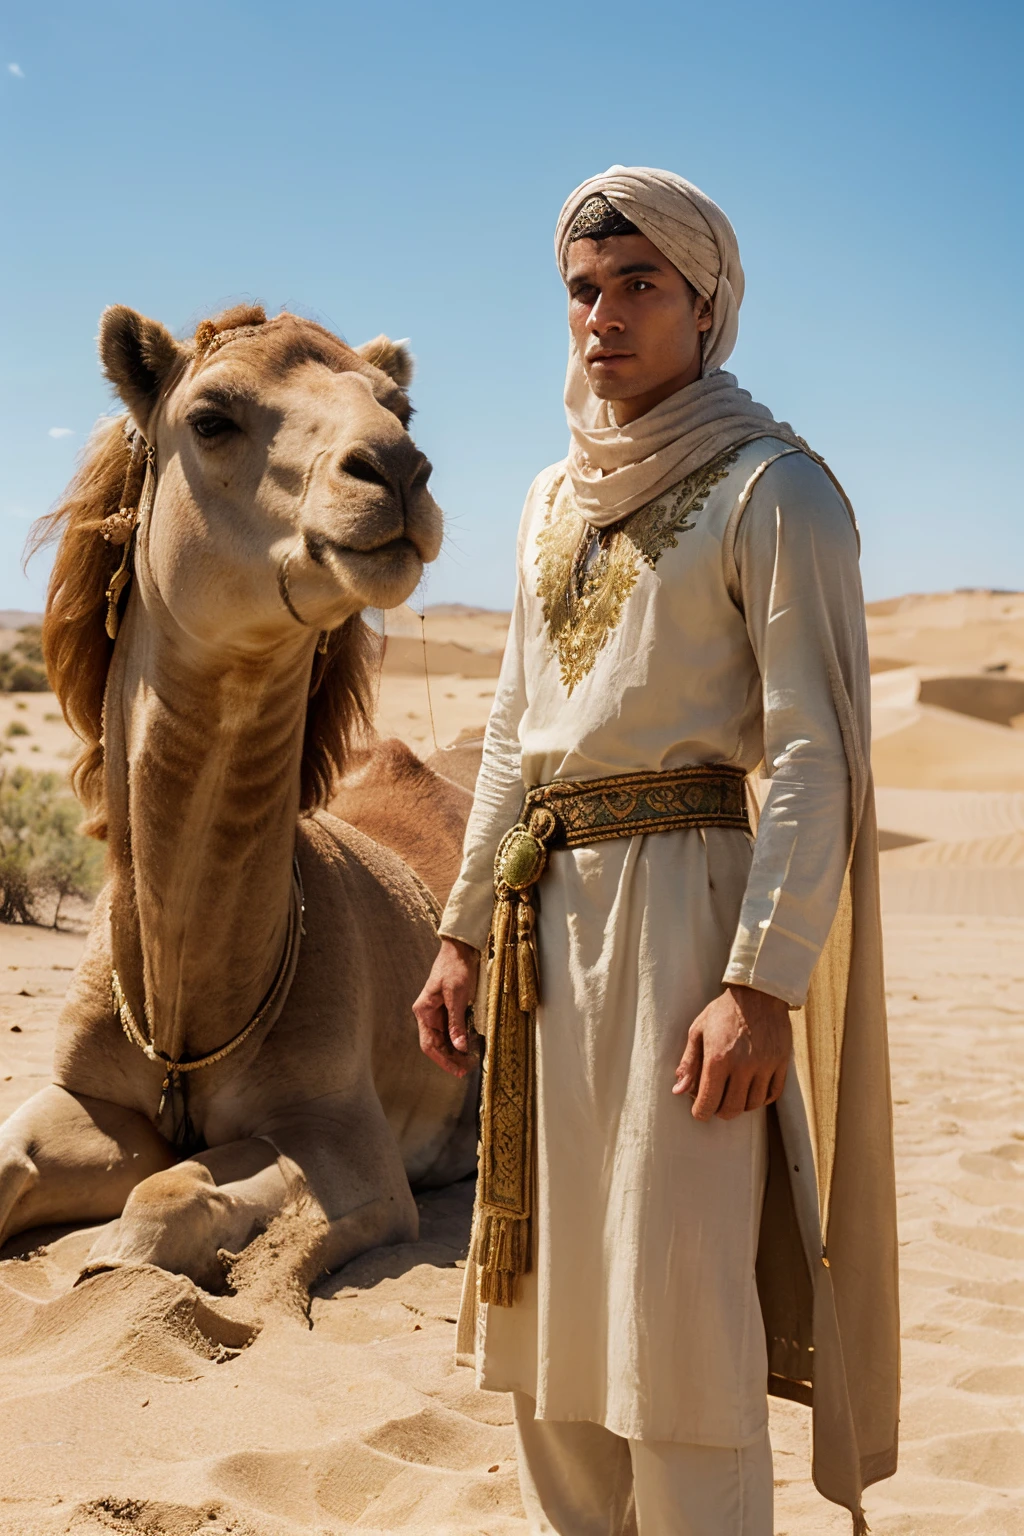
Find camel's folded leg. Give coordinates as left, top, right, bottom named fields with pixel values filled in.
left=0, top=1085, right=174, bottom=1245
left=85, top=1135, right=290, bottom=1291
left=86, top=1094, right=418, bottom=1292
left=262, top=1096, right=420, bottom=1274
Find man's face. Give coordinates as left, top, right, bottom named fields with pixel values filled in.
left=565, top=232, right=712, bottom=423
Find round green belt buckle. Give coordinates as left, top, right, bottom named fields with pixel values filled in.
left=495, top=824, right=547, bottom=891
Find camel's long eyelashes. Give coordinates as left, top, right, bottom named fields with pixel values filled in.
left=187, top=411, right=239, bottom=441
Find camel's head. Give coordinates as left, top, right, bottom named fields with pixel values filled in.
left=98, top=303, right=442, bottom=645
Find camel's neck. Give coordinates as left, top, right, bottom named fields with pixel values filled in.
left=103, top=590, right=316, bottom=1065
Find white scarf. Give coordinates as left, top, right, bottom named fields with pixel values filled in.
left=555, top=166, right=805, bottom=527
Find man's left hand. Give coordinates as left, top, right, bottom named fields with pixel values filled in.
left=673, top=984, right=791, bottom=1121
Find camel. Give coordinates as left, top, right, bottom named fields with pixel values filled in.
left=329, top=736, right=474, bottom=901
left=0, top=303, right=478, bottom=1293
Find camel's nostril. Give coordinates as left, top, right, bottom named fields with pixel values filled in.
left=340, top=453, right=392, bottom=492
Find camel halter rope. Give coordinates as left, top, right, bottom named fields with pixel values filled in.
left=103, top=422, right=313, bottom=1141
left=112, top=863, right=304, bottom=1122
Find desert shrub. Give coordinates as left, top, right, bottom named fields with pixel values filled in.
left=5, top=721, right=29, bottom=738
left=0, top=657, right=48, bottom=692
left=0, top=767, right=103, bottom=927
left=0, top=627, right=48, bottom=693
left=6, top=665, right=48, bottom=691
left=14, top=627, right=42, bottom=663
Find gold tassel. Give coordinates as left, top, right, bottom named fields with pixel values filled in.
left=104, top=547, right=135, bottom=640
left=516, top=898, right=538, bottom=1011
left=472, top=888, right=536, bottom=1306
left=475, top=1209, right=531, bottom=1306
left=488, top=895, right=513, bottom=1006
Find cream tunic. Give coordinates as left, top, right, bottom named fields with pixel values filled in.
left=441, top=438, right=863, bottom=1446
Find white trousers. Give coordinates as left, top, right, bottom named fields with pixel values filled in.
left=513, top=1394, right=773, bottom=1536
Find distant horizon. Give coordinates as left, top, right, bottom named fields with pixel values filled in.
left=5, top=585, right=1024, bottom=639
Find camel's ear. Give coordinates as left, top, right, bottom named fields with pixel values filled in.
left=98, top=305, right=185, bottom=432
left=356, top=334, right=414, bottom=390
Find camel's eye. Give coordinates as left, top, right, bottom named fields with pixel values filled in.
left=188, top=412, right=237, bottom=440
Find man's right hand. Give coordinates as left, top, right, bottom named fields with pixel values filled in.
left=413, top=937, right=480, bottom=1078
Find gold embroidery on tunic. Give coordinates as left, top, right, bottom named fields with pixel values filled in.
left=535, top=448, right=740, bottom=694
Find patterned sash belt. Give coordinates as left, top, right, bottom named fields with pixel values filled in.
left=472, top=764, right=750, bottom=1306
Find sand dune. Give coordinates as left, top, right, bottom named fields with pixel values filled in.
left=917, top=675, right=1024, bottom=728
left=370, top=603, right=511, bottom=652
left=876, top=792, right=1024, bottom=916
left=372, top=602, right=506, bottom=682
left=881, top=864, right=1024, bottom=919
left=866, top=589, right=1024, bottom=671
left=875, top=788, right=1024, bottom=845
left=883, top=830, right=1024, bottom=867
left=382, top=639, right=502, bottom=679
left=873, top=700, right=1024, bottom=792
left=2, top=589, right=1024, bottom=1532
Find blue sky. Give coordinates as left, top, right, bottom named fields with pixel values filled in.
left=1, top=0, right=1021, bottom=613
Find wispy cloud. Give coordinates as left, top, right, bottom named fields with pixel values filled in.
left=7, top=63, right=24, bottom=78
left=48, top=426, right=74, bottom=439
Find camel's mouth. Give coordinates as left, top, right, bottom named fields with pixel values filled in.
left=304, top=530, right=425, bottom=610
left=299, top=480, right=441, bottom=612
left=306, top=533, right=423, bottom=569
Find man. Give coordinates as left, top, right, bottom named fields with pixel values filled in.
left=414, top=167, right=898, bottom=1536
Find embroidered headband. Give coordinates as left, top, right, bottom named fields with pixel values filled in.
left=567, top=194, right=640, bottom=244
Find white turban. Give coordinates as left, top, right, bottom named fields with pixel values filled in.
left=554, top=165, right=805, bottom=526
left=555, top=165, right=744, bottom=370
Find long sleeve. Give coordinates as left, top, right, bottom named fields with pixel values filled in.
left=722, top=452, right=863, bottom=1008
left=439, top=530, right=530, bottom=951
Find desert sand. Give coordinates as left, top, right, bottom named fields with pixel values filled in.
left=1, top=591, right=1023, bottom=1533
